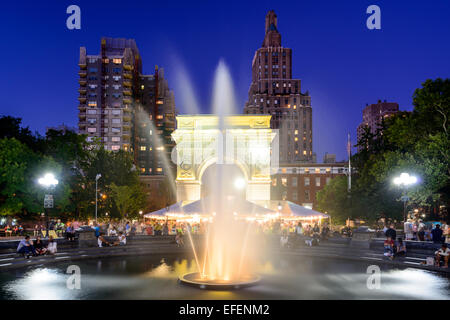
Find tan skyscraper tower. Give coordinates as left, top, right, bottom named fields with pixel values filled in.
left=244, top=10, right=313, bottom=163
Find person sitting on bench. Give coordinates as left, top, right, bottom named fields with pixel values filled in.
left=98, top=233, right=111, bottom=247
left=34, top=236, right=47, bottom=255
left=113, top=232, right=126, bottom=246
left=434, top=243, right=449, bottom=268
left=394, top=238, right=406, bottom=258
left=17, top=235, right=36, bottom=258
left=47, top=236, right=57, bottom=255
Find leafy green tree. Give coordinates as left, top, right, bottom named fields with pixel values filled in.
left=110, top=183, right=146, bottom=219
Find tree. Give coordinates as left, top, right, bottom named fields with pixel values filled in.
left=110, top=183, right=146, bottom=219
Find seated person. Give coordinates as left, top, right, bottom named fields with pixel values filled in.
left=113, top=232, right=126, bottom=246
left=47, top=236, right=57, bottom=255
left=110, top=227, right=118, bottom=237
left=394, top=238, right=406, bottom=257
left=66, top=225, right=75, bottom=241
left=34, top=236, right=47, bottom=255
left=434, top=243, right=449, bottom=268
left=16, top=235, right=36, bottom=258
left=384, top=236, right=395, bottom=258
left=5, top=225, right=12, bottom=237
left=175, top=232, right=184, bottom=247
left=98, top=233, right=111, bottom=247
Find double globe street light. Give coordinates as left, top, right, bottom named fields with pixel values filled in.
left=393, top=172, right=418, bottom=222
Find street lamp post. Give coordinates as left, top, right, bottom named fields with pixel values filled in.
left=38, top=173, right=58, bottom=238
left=393, top=173, right=418, bottom=222
left=95, top=174, right=101, bottom=223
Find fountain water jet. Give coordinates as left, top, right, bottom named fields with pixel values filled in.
left=178, top=61, right=261, bottom=290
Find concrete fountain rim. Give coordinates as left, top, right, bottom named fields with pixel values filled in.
left=178, top=272, right=261, bottom=290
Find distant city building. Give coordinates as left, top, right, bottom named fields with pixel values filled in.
left=46, top=124, right=77, bottom=134
left=356, top=100, right=399, bottom=151
left=134, top=65, right=176, bottom=177
left=244, top=10, right=313, bottom=163
left=323, top=153, right=336, bottom=164
left=78, top=37, right=141, bottom=152
left=271, top=163, right=348, bottom=209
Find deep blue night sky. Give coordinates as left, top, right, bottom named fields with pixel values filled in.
left=0, top=0, right=449, bottom=161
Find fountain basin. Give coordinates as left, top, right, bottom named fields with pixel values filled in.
left=179, top=272, right=261, bottom=290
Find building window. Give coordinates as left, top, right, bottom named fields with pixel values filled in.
left=281, top=177, right=287, bottom=187
left=88, top=101, right=97, bottom=107
left=156, top=168, right=163, bottom=172
left=111, top=145, right=120, bottom=151
left=113, top=58, right=122, bottom=64
left=304, top=190, right=310, bottom=201
left=272, top=178, right=277, bottom=186
left=87, top=127, right=96, bottom=133
left=315, top=177, right=321, bottom=187
left=326, top=177, right=331, bottom=185
left=304, top=177, right=310, bottom=186
left=112, top=118, right=121, bottom=124
left=292, top=177, right=297, bottom=187
left=140, top=146, right=146, bottom=151
left=112, top=137, right=120, bottom=142
left=292, top=192, right=298, bottom=201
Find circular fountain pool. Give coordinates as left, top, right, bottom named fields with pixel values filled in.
left=0, top=253, right=449, bottom=300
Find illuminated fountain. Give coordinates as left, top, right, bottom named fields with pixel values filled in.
left=172, top=61, right=276, bottom=289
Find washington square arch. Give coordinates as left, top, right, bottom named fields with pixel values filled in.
left=171, top=115, right=278, bottom=204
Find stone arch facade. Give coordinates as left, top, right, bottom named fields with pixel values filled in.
left=172, top=115, right=275, bottom=203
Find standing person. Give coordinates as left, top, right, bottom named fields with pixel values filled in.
left=431, top=224, right=444, bottom=243
left=418, top=227, right=425, bottom=241
left=125, top=222, right=131, bottom=236
left=93, top=223, right=100, bottom=238
left=321, top=223, right=330, bottom=241
left=34, top=224, right=39, bottom=237
left=163, top=223, right=169, bottom=236
left=385, top=224, right=397, bottom=240
left=313, top=223, right=320, bottom=234
left=66, top=224, right=75, bottom=242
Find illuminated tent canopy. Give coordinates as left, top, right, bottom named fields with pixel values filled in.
left=252, top=200, right=330, bottom=221
left=144, top=199, right=329, bottom=222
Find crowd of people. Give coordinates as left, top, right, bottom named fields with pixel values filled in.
left=383, top=223, right=449, bottom=268
left=402, top=219, right=449, bottom=242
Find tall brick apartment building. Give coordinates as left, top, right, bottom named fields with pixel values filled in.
left=77, top=38, right=177, bottom=209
